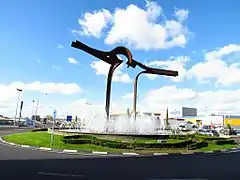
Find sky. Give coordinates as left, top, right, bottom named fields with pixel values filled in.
left=1, top=0, right=240, bottom=118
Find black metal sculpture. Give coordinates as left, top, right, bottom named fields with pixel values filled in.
left=71, top=40, right=179, bottom=132
left=131, top=62, right=178, bottom=121
left=71, top=41, right=133, bottom=132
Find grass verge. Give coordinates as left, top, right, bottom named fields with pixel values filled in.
left=3, top=131, right=238, bottom=153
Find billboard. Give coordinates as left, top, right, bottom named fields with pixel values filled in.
left=182, top=107, right=197, bottom=117
left=66, top=115, right=72, bottom=122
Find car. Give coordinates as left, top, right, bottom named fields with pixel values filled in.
left=211, top=130, right=219, bottom=136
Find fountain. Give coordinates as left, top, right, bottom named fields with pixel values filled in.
left=59, top=40, right=180, bottom=136
left=59, top=108, right=181, bottom=135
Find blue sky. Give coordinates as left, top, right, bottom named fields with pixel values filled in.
left=1, top=0, right=240, bottom=117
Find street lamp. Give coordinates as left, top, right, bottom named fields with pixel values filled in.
left=129, top=59, right=178, bottom=122
left=34, top=93, right=47, bottom=122
left=14, top=88, right=23, bottom=126
left=71, top=40, right=133, bottom=132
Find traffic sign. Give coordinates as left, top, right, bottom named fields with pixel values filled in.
left=53, top=109, right=57, bottom=120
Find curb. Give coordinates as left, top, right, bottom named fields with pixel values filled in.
left=1, top=137, right=240, bottom=157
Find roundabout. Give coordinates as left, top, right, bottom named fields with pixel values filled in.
left=1, top=128, right=240, bottom=179
left=1, top=128, right=239, bottom=157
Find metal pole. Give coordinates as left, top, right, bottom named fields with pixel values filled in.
left=35, top=93, right=47, bottom=126
left=14, top=89, right=22, bottom=126
left=51, top=110, right=56, bottom=146
left=31, top=100, right=35, bottom=119
left=35, top=99, right=39, bottom=122
left=105, top=63, right=121, bottom=132
left=51, top=119, right=55, bottom=145
left=133, top=71, right=147, bottom=122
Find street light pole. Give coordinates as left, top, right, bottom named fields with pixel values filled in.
left=34, top=93, right=47, bottom=123
left=14, top=88, right=22, bottom=127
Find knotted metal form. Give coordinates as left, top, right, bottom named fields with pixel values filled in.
left=71, top=40, right=179, bottom=132
left=71, top=41, right=133, bottom=132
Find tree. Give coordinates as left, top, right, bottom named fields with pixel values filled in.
left=46, top=115, right=53, bottom=121
left=226, top=124, right=233, bottom=135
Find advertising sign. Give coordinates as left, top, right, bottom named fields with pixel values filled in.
left=66, top=115, right=72, bottom=122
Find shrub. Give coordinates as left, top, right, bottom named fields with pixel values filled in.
left=187, top=141, right=208, bottom=150
left=169, top=135, right=188, bottom=139
left=62, top=138, right=92, bottom=144
left=213, top=139, right=235, bottom=145
left=61, top=135, right=194, bottom=149
left=63, top=134, right=96, bottom=140
left=31, top=128, right=48, bottom=132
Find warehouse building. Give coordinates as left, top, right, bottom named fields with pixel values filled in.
left=224, top=115, right=240, bottom=129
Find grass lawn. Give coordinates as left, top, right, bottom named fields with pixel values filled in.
left=3, top=131, right=239, bottom=153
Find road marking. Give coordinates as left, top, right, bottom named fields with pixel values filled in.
left=21, top=145, right=30, bottom=148
left=92, top=151, right=108, bottom=155
left=204, top=151, right=214, bottom=153
left=9, top=142, right=15, bottom=145
left=63, top=149, right=78, bottom=153
left=37, top=172, right=85, bottom=178
left=39, top=147, right=52, bottom=151
left=181, top=152, right=194, bottom=155
left=148, top=178, right=208, bottom=180
left=153, top=153, right=169, bottom=156
left=122, top=152, right=139, bottom=156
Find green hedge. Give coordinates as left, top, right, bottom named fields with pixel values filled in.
left=61, top=135, right=193, bottom=149
left=170, top=134, right=224, bottom=142
left=63, top=134, right=97, bottom=140
left=187, top=141, right=208, bottom=150
left=213, top=139, right=235, bottom=145
left=61, top=134, right=234, bottom=149
left=62, top=138, right=92, bottom=144
left=31, top=128, right=48, bottom=132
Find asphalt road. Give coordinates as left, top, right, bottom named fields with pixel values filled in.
left=1, top=129, right=240, bottom=180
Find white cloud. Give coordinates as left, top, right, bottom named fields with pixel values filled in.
left=174, top=8, right=189, bottom=22
left=73, top=9, right=112, bottom=38
left=90, top=60, right=132, bottom=83
left=75, top=0, right=191, bottom=50
left=56, top=45, right=64, bottom=49
left=142, top=85, right=240, bottom=115
left=0, top=81, right=83, bottom=117
left=68, top=57, right=79, bottom=65
left=52, top=65, right=62, bottom=70
left=3, top=84, right=240, bottom=119
left=145, top=56, right=189, bottom=82
left=189, top=44, right=240, bottom=86
left=2, top=81, right=82, bottom=95
left=121, top=92, right=133, bottom=99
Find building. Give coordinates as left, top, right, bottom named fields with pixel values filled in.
left=184, top=115, right=224, bottom=126
left=168, top=107, right=198, bottom=118
left=224, top=115, right=240, bottom=128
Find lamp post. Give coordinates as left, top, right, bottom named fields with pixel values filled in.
left=34, top=93, right=47, bottom=123
left=14, top=88, right=23, bottom=127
